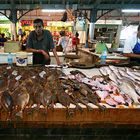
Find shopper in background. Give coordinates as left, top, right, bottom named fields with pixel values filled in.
left=26, top=18, right=61, bottom=65
left=0, top=33, right=7, bottom=47
left=67, top=34, right=73, bottom=52
left=21, top=34, right=28, bottom=51
left=72, top=32, right=80, bottom=54
left=18, top=28, right=23, bottom=41
left=123, top=25, right=140, bottom=63
left=57, top=31, right=69, bottom=54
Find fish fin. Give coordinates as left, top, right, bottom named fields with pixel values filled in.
left=15, top=110, right=23, bottom=118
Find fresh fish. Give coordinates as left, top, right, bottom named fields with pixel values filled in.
left=102, top=67, right=119, bottom=84
left=96, top=90, right=109, bottom=101
left=67, top=74, right=76, bottom=80
left=119, top=79, right=140, bottom=104
left=57, top=91, right=71, bottom=108
left=108, top=65, right=116, bottom=71
left=1, top=90, right=13, bottom=112
left=110, top=90, right=126, bottom=104
left=129, top=68, right=140, bottom=77
left=109, top=66, right=122, bottom=79
left=70, top=70, right=86, bottom=78
left=118, top=69, right=135, bottom=82
left=12, top=87, right=29, bottom=118
left=99, top=66, right=108, bottom=76
left=126, top=68, right=140, bottom=82
left=134, top=83, right=140, bottom=96
left=122, top=94, right=134, bottom=107
left=105, top=96, right=118, bottom=107
left=0, top=77, right=7, bottom=92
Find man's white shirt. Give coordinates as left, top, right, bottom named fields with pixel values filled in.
left=123, top=32, right=140, bottom=53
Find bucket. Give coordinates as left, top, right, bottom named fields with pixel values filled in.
left=16, top=52, right=27, bottom=66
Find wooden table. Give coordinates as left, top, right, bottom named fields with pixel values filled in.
left=0, top=107, right=140, bottom=128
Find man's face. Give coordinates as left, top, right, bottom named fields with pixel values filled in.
left=34, top=22, right=43, bottom=36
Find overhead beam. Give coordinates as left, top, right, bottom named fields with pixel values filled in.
left=0, top=4, right=140, bottom=10
left=78, top=4, right=140, bottom=10
left=0, top=4, right=67, bottom=10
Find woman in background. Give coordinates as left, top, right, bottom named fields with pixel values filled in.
left=57, top=31, right=69, bottom=54
left=72, top=32, right=80, bottom=54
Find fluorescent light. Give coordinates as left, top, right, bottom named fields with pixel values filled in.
left=122, top=9, right=140, bottom=13
left=42, top=9, right=65, bottom=12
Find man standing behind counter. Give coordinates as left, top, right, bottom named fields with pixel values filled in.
left=26, top=18, right=61, bottom=65
left=123, top=25, right=140, bottom=64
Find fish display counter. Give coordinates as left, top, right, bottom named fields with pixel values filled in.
left=0, top=51, right=64, bottom=65
left=0, top=65, right=140, bottom=128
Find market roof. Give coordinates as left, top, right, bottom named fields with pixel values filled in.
left=0, top=0, right=140, bottom=10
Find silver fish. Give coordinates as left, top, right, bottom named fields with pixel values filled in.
left=119, top=79, right=140, bottom=104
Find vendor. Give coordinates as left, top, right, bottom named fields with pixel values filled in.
left=123, top=25, right=140, bottom=64
left=26, top=18, right=61, bottom=65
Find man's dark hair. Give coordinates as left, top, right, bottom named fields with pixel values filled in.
left=61, top=12, right=67, bottom=22
left=33, top=18, right=44, bottom=26
left=75, top=32, right=79, bottom=37
left=138, top=25, right=140, bottom=31
left=60, top=31, right=65, bottom=36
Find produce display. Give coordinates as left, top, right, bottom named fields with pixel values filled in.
left=0, top=65, right=140, bottom=120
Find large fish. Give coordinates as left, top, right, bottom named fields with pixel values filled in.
left=1, top=90, right=14, bottom=120
left=119, top=79, right=140, bottom=104
left=118, top=69, right=135, bottom=82
left=100, top=67, right=118, bottom=84
left=126, top=68, right=140, bottom=82
left=12, top=87, right=29, bottom=118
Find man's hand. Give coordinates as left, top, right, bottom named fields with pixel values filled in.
left=36, top=50, right=42, bottom=53
left=40, top=50, right=50, bottom=60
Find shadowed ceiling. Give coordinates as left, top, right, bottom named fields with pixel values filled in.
left=0, top=0, right=140, bottom=24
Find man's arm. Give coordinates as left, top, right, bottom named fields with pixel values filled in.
left=26, top=32, right=50, bottom=60
left=123, top=53, right=140, bottom=58
left=52, top=48, right=61, bottom=65
left=26, top=48, right=40, bottom=53
left=26, top=48, right=50, bottom=60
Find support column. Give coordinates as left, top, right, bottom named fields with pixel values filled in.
left=11, top=22, right=17, bottom=41
left=10, top=9, right=18, bottom=41
left=8, top=0, right=18, bottom=41
left=89, top=22, right=95, bottom=41
left=89, top=9, right=97, bottom=41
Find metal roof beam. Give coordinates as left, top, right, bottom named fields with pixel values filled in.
left=78, top=4, right=140, bottom=10
left=0, top=4, right=67, bottom=10
left=0, top=4, right=140, bottom=10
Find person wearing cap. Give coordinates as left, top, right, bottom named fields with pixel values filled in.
left=123, top=25, right=140, bottom=64
left=26, top=18, right=61, bottom=65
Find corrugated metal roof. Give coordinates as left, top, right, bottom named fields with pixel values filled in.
left=0, top=0, right=140, bottom=10
left=0, top=0, right=139, bottom=4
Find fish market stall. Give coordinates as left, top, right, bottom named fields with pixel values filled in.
left=0, top=64, right=140, bottom=128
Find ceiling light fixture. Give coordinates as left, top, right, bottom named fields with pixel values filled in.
left=42, top=9, right=65, bottom=12
left=122, top=9, right=140, bottom=13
